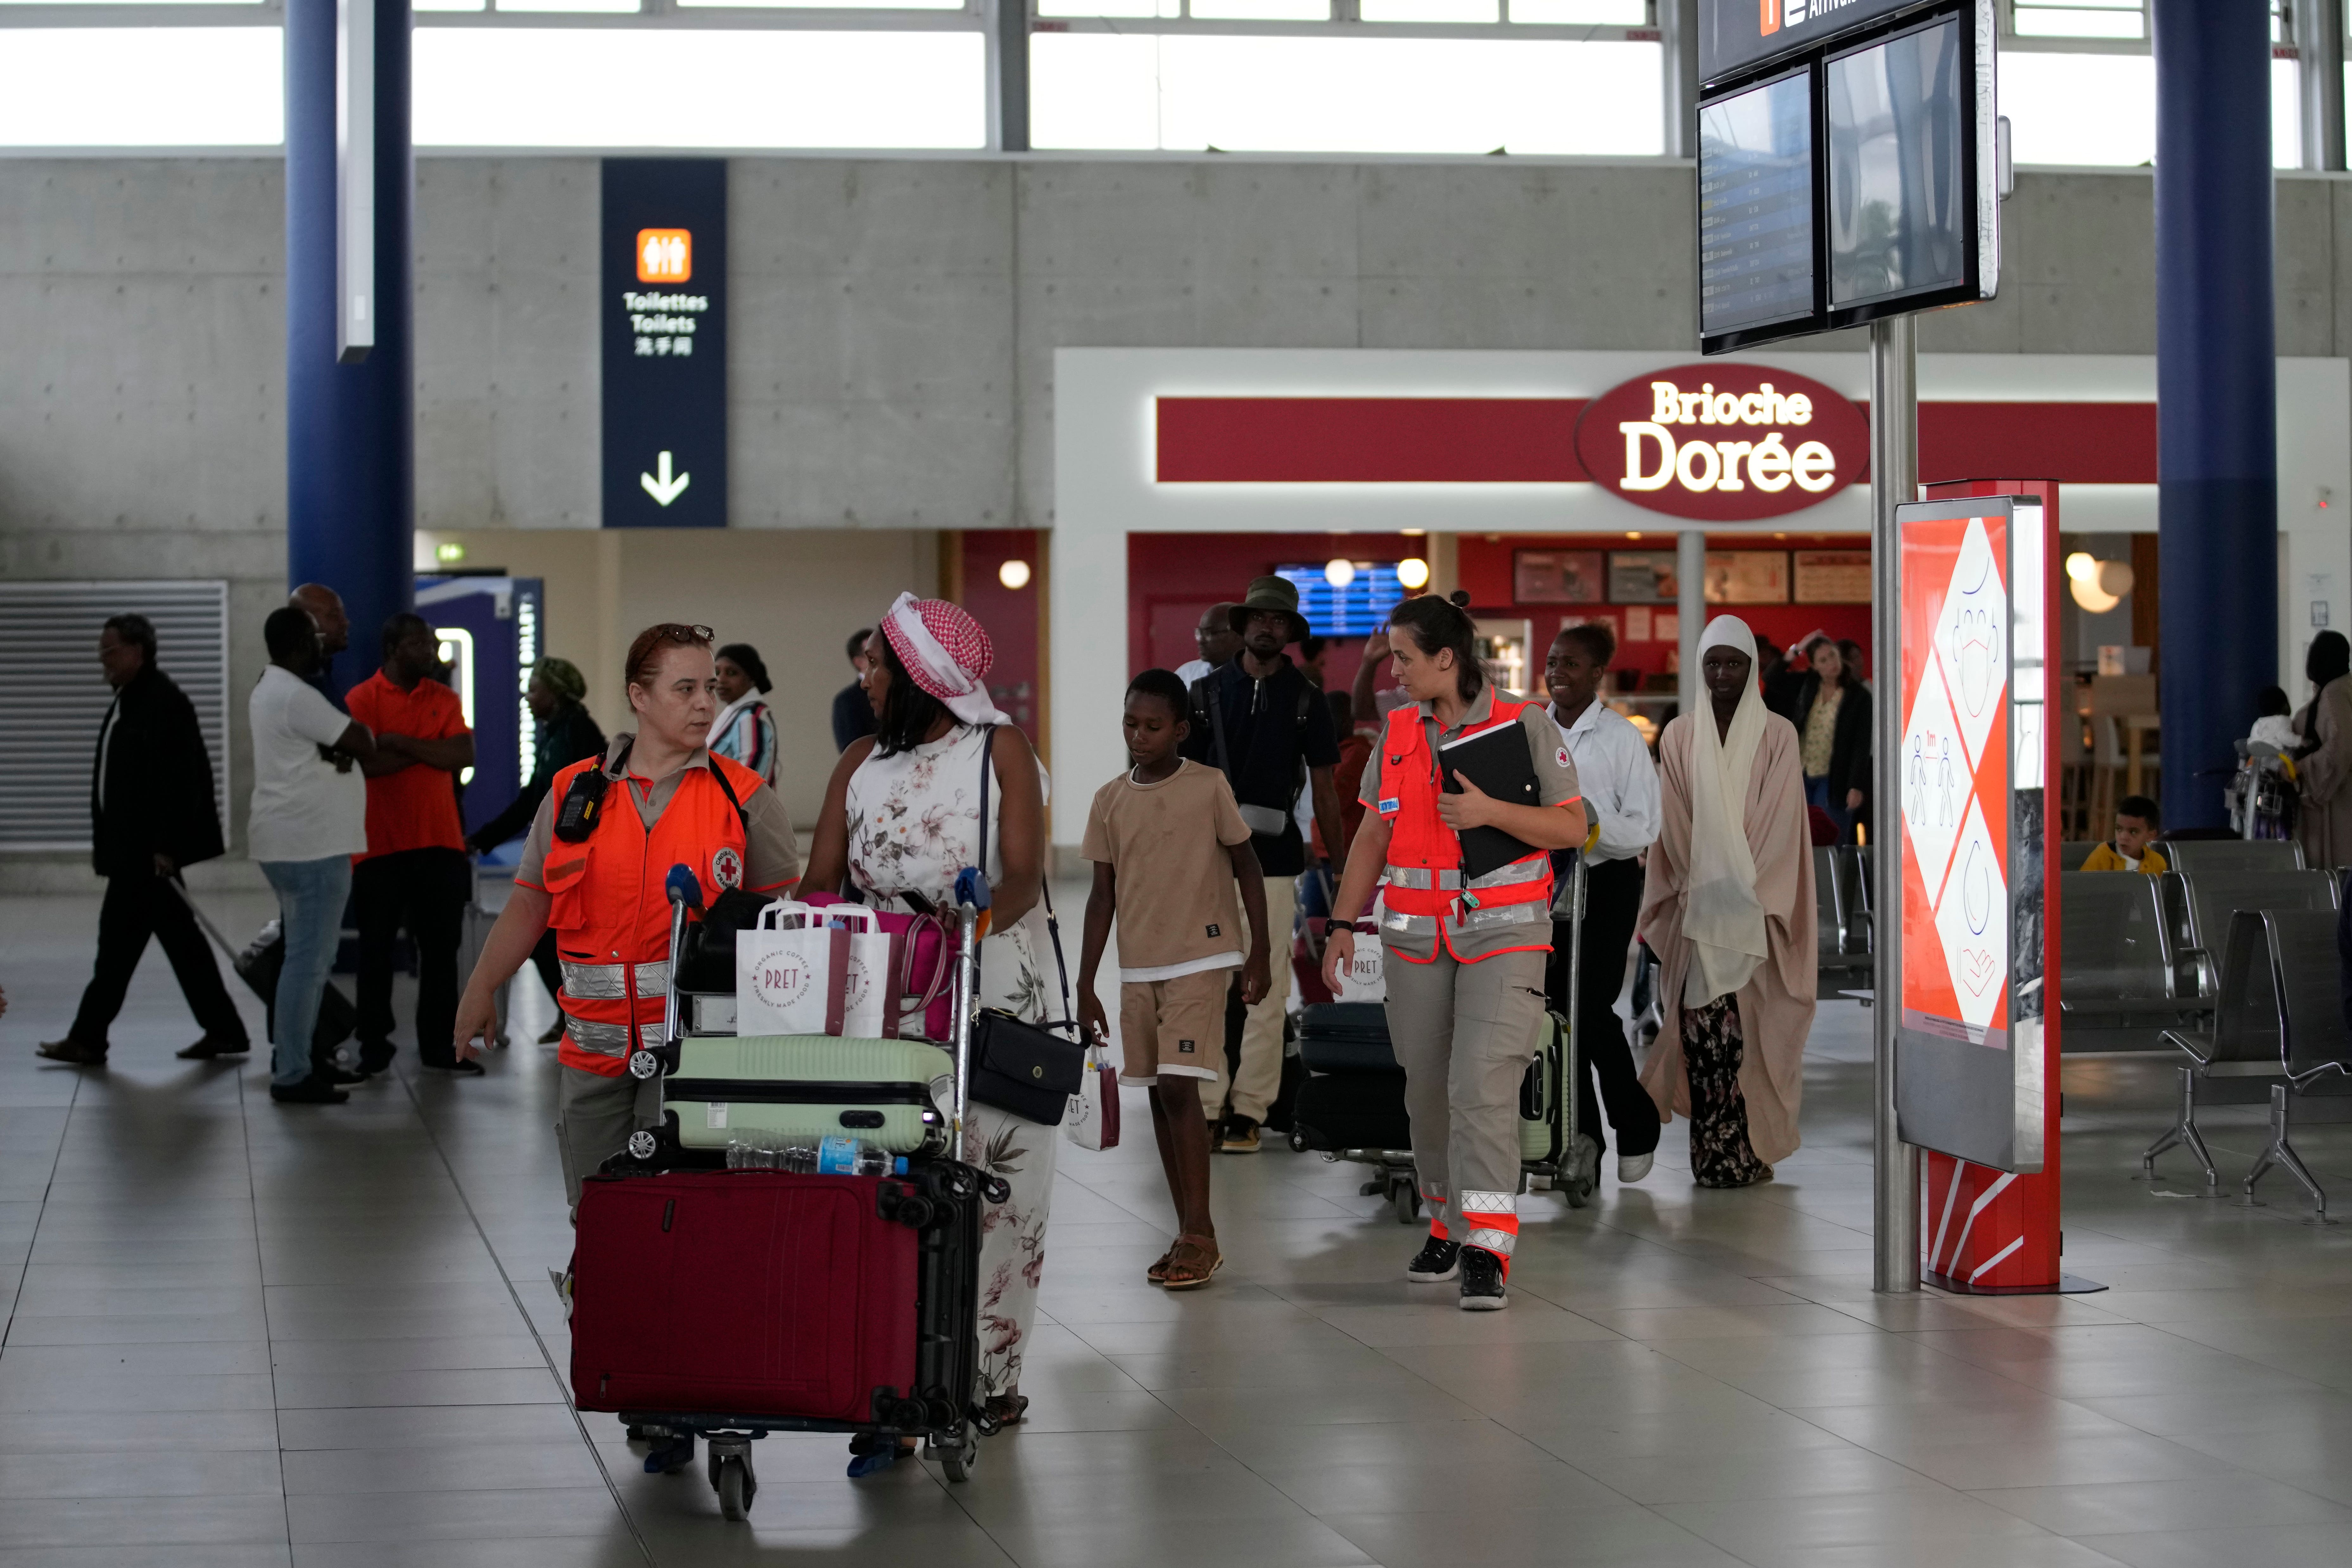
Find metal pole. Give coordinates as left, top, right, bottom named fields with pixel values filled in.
left=2299, top=0, right=2347, bottom=171
left=1658, top=0, right=1699, bottom=159
left=1870, top=314, right=1919, bottom=1294
left=1676, top=529, right=1706, bottom=706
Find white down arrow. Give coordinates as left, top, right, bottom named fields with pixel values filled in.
left=640, top=451, right=691, bottom=507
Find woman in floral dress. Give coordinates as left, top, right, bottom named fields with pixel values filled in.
left=803, top=592, right=1061, bottom=1429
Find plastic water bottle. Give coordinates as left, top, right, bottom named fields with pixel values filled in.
left=726, top=1134, right=906, bottom=1176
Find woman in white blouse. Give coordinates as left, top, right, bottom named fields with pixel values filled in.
left=1543, top=621, right=1664, bottom=1183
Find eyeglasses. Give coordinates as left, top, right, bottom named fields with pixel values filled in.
left=649, top=623, right=715, bottom=644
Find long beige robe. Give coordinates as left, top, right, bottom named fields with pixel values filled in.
left=1635, top=711, right=1817, bottom=1165
left=2297, top=680, right=2352, bottom=868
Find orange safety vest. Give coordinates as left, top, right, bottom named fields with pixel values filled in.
left=541, top=751, right=764, bottom=1078
left=1373, top=696, right=1559, bottom=965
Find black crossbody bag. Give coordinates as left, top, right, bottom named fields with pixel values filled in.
left=964, top=727, right=1088, bottom=1125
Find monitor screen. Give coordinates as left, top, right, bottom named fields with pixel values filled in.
left=1825, top=18, right=1967, bottom=310
left=1698, top=70, right=1815, bottom=338
left=1275, top=562, right=1408, bottom=637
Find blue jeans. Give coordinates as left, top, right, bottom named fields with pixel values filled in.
left=1805, top=775, right=1850, bottom=839
left=261, top=856, right=352, bottom=1087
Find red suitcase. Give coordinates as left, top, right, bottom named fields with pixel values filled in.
left=571, top=1169, right=918, bottom=1422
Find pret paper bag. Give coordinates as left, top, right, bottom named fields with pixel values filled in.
left=735, top=901, right=892, bottom=1037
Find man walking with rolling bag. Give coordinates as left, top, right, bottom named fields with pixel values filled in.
left=39, top=614, right=249, bottom=1066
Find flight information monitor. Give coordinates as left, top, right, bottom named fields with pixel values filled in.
left=1698, top=70, right=1816, bottom=339
left=1276, top=562, right=1408, bottom=637
left=1826, top=17, right=1967, bottom=311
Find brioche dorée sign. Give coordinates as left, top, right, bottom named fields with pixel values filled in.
left=1571, top=363, right=1867, bottom=522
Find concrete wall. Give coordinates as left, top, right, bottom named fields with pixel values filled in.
left=3, top=153, right=2349, bottom=863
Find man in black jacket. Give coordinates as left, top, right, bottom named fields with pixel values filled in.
left=39, top=615, right=248, bottom=1065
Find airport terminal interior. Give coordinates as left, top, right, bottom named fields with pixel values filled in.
left=11, top=0, right=2352, bottom=1562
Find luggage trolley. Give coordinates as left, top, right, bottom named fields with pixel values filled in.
left=1291, top=852, right=1600, bottom=1220
left=572, top=869, right=1002, bottom=1519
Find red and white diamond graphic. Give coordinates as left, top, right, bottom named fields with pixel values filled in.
left=1932, top=795, right=2008, bottom=1033
left=1900, top=652, right=1965, bottom=901
left=1934, top=517, right=2007, bottom=772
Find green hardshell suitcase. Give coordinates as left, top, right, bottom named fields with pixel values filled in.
left=664, top=1034, right=954, bottom=1154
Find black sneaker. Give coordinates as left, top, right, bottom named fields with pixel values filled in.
left=270, top=1075, right=350, bottom=1105
left=421, top=1057, right=485, bottom=1077
left=1458, top=1245, right=1508, bottom=1311
left=356, top=1042, right=397, bottom=1076
left=1406, top=1236, right=1462, bottom=1283
left=319, top=1065, right=365, bottom=1087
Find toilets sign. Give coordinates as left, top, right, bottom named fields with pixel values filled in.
left=1570, top=363, right=1866, bottom=522
left=602, top=159, right=727, bottom=529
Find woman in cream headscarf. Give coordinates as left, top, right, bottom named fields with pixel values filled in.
left=1636, top=615, right=1816, bottom=1186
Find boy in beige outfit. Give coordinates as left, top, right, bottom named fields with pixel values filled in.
left=1078, top=670, right=1269, bottom=1290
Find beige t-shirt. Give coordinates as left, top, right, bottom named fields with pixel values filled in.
left=1356, top=686, right=1584, bottom=963
left=1080, top=759, right=1255, bottom=981
left=514, top=735, right=800, bottom=895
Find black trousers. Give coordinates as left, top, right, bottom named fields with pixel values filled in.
left=1546, top=856, right=1660, bottom=1159
left=69, top=872, right=248, bottom=1049
left=354, top=847, right=469, bottom=1067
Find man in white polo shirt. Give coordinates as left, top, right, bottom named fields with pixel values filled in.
left=248, top=604, right=381, bottom=1104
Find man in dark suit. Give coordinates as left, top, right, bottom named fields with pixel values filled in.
left=38, top=614, right=249, bottom=1065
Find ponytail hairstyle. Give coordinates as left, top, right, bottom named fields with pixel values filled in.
left=1388, top=594, right=1483, bottom=703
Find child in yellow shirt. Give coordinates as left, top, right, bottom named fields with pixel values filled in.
left=2080, top=795, right=2168, bottom=874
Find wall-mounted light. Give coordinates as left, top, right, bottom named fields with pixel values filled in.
left=1396, top=558, right=1431, bottom=591
left=2065, top=551, right=2134, bottom=614
left=434, top=541, right=465, bottom=564
left=998, top=559, right=1032, bottom=590
left=1324, top=558, right=1357, bottom=588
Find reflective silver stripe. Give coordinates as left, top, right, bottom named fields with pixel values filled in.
left=560, top=960, right=669, bottom=1001
left=1467, top=858, right=1550, bottom=890
left=564, top=1017, right=664, bottom=1055
left=1383, top=909, right=1437, bottom=935
left=1464, top=1227, right=1518, bottom=1255
left=1461, top=902, right=1546, bottom=931
left=1384, top=866, right=1463, bottom=891
left=1458, top=1190, right=1517, bottom=1214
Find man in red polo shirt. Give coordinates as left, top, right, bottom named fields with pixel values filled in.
left=348, top=614, right=477, bottom=1077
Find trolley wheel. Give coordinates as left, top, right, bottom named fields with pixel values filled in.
left=942, top=1451, right=971, bottom=1483
left=1288, top=1129, right=1308, bottom=1154
left=1391, top=1179, right=1420, bottom=1225
left=1561, top=1174, right=1594, bottom=1210
left=714, top=1455, right=753, bottom=1521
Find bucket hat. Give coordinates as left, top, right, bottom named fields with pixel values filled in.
left=1228, top=575, right=1311, bottom=646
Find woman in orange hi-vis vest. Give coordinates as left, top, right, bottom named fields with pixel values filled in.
left=1322, top=596, right=1591, bottom=1312
left=452, top=625, right=802, bottom=1218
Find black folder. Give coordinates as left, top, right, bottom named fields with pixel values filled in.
left=1438, top=721, right=1544, bottom=882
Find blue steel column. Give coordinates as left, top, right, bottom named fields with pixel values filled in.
left=285, top=0, right=414, bottom=697
left=2152, top=0, right=2276, bottom=829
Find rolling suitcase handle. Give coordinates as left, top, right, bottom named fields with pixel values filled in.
left=950, top=866, right=991, bottom=1166
left=629, top=863, right=704, bottom=1084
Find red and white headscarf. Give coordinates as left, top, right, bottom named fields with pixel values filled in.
left=881, top=591, right=1008, bottom=728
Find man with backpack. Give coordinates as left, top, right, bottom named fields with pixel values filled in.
left=1182, top=576, right=1346, bottom=1152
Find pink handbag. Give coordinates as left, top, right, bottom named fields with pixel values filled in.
left=799, top=892, right=954, bottom=1042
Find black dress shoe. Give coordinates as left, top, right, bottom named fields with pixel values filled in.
left=176, top=1035, right=251, bottom=1061
left=35, top=1037, right=107, bottom=1066
left=270, top=1076, right=350, bottom=1105
left=356, top=1042, right=397, bottom=1076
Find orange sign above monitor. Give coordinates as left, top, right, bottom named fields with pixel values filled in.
left=636, top=229, right=692, bottom=284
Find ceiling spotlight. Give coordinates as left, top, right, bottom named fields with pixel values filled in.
left=1324, top=558, right=1357, bottom=588
left=1396, top=558, right=1431, bottom=590
left=997, top=559, right=1032, bottom=590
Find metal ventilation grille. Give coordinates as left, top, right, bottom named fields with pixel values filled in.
left=0, top=582, right=231, bottom=852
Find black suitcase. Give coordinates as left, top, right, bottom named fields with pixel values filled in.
left=1291, top=1070, right=1414, bottom=1152
left=1295, top=1002, right=1403, bottom=1075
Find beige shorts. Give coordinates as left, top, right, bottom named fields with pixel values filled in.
left=1117, top=967, right=1231, bottom=1087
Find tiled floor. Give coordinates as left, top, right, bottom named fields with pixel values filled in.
left=9, top=882, right=2352, bottom=1566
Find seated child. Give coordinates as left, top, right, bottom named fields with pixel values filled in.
left=2080, top=794, right=2167, bottom=874
left=1076, top=669, right=1270, bottom=1292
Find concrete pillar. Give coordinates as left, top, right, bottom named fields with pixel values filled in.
left=2152, top=0, right=2277, bottom=829
left=285, top=0, right=414, bottom=696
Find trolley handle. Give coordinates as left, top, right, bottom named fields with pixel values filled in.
left=630, top=863, right=702, bottom=1083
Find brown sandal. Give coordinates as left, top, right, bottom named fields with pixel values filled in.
left=1148, top=1249, right=1174, bottom=1286
left=982, top=1394, right=1029, bottom=1427
left=1161, top=1235, right=1222, bottom=1292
